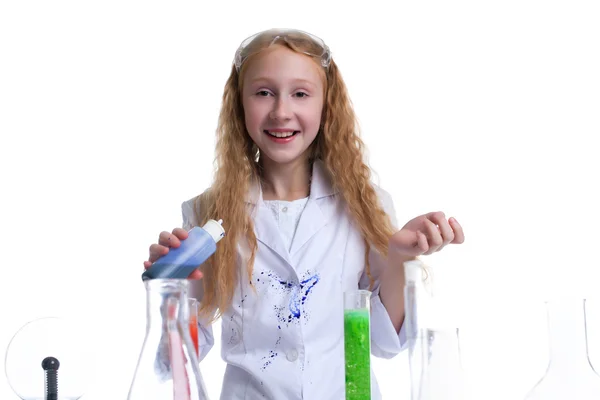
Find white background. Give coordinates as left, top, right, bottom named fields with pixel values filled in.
left=1, top=0, right=599, bottom=399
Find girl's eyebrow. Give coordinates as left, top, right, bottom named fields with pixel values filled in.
left=249, top=77, right=319, bottom=88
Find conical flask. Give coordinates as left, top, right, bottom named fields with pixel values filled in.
left=404, top=260, right=468, bottom=400
left=127, top=279, right=209, bottom=400
left=524, top=298, right=600, bottom=399
left=418, top=328, right=467, bottom=400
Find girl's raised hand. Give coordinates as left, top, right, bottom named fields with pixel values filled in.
left=389, top=212, right=464, bottom=258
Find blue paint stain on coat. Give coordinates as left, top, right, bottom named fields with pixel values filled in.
left=261, top=271, right=320, bottom=323
left=254, top=269, right=320, bottom=370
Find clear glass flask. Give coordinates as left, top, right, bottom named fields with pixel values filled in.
left=127, top=279, right=209, bottom=400
left=404, top=260, right=468, bottom=400
left=404, top=260, right=430, bottom=400
left=418, top=328, right=467, bottom=400
left=344, top=289, right=372, bottom=400
left=524, top=298, right=600, bottom=399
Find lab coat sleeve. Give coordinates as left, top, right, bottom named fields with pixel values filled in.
left=359, top=186, right=408, bottom=359
left=182, top=197, right=216, bottom=362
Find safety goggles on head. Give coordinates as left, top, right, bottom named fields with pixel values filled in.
left=234, top=28, right=332, bottom=72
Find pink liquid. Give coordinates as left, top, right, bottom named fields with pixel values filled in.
left=189, top=313, right=199, bottom=357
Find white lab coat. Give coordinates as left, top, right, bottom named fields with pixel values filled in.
left=182, top=160, right=407, bottom=400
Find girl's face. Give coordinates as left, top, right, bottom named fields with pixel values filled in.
left=241, top=45, right=325, bottom=167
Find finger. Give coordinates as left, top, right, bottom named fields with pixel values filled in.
left=416, top=230, right=429, bottom=254
left=423, top=219, right=443, bottom=255
left=158, top=231, right=172, bottom=247
left=425, top=211, right=445, bottom=225
left=449, top=217, right=465, bottom=243
left=143, top=260, right=152, bottom=270
left=172, top=227, right=189, bottom=241
left=427, top=212, right=455, bottom=246
left=188, top=269, right=204, bottom=279
left=148, top=243, right=169, bottom=263
left=158, top=231, right=184, bottom=248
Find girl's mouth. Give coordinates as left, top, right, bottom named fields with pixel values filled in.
left=264, top=130, right=299, bottom=138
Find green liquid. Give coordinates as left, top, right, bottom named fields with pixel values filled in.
left=344, top=308, right=371, bottom=400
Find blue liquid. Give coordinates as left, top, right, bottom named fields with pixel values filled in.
left=142, top=227, right=217, bottom=280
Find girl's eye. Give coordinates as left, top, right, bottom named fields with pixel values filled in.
left=257, top=90, right=271, bottom=97
left=295, top=92, right=308, bottom=98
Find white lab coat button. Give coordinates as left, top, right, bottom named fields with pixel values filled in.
left=282, top=206, right=288, bottom=212
left=286, top=349, right=298, bottom=362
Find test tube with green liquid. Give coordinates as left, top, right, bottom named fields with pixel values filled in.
left=344, top=289, right=371, bottom=400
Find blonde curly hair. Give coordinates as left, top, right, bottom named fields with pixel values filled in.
left=194, top=30, right=396, bottom=321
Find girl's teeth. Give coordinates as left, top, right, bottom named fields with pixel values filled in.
left=269, top=131, right=294, bottom=138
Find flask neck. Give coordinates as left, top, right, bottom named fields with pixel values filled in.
left=145, top=279, right=190, bottom=329
left=129, top=279, right=208, bottom=399
left=546, top=299, right=592, bottom=371
left=404, top=281, right=430, bottom=339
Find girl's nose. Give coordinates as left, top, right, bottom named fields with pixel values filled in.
left=269, top=98, right=292, bottom=120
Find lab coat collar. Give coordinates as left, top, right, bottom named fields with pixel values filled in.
left=245, top=159, right=338, bottom=205
left=246, top=159, right=339, bottom=266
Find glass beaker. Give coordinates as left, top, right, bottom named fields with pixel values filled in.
left=344, top=289, right=372, bottom=400
left=189, top=298, right=199, bottom=357
left=524, top=298, right=600, bottom=399
left=418, top=328, right=467, bottom=400
left=127, top=279, right=209, bottom=400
